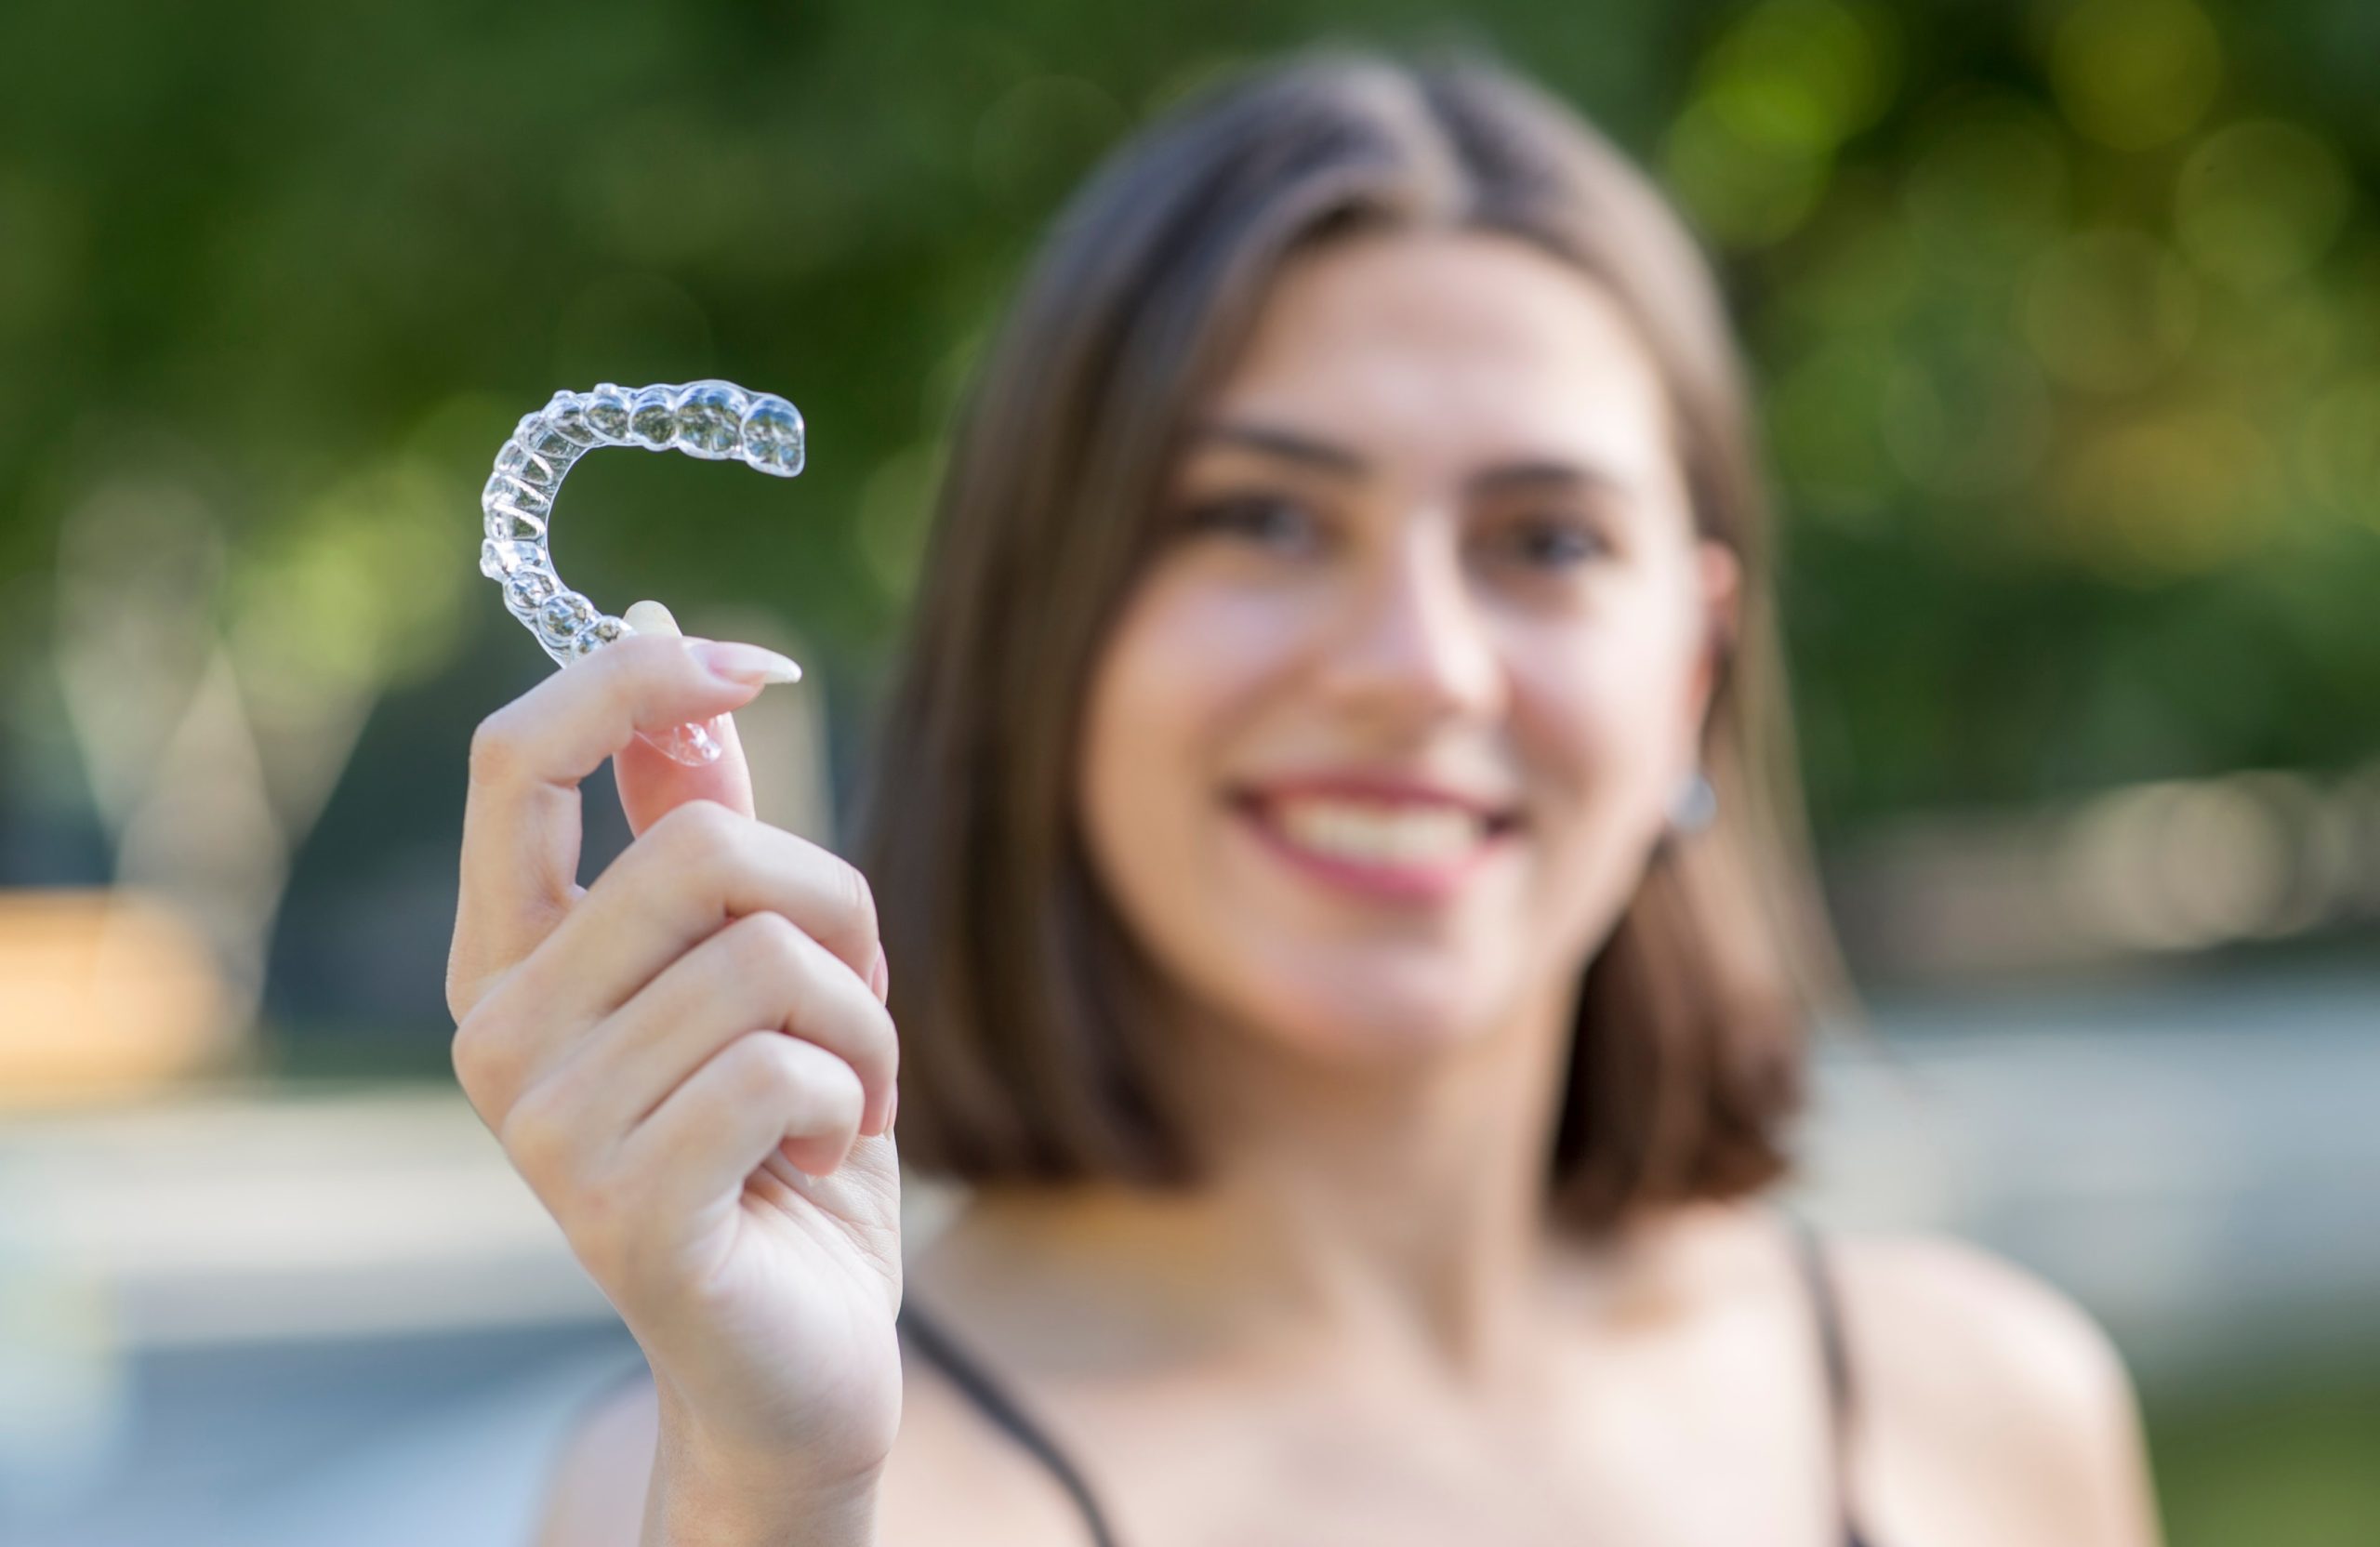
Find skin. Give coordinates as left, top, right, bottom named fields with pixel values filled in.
left=486, top=231, right=2165, bottom=1547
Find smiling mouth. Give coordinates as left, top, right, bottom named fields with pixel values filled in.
left=1224, top=789, right=1523, bottom=899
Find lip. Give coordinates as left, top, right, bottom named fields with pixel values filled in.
left=1226, top=788, right=1519, bottom=904
left=1227, top=771, right=1524, bottom=823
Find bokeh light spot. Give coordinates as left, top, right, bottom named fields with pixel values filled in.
left=1663, top=97, right=1829, bottom=248
left=2050, top=0, right=2224, bottom=151
left=1881, top=336, right=2052, bottom=500
left=2050, top=409, right=2279, bottom=577
left=2294, top=377, right=2380, bottom=522
left=1701, top=0, right=1900, bottom=155
left=2175, top=120, right=2352, bottom=294
left=1901, top=96, right=2070, bottom=275
left=2023, top=229, right=2199, bottom=393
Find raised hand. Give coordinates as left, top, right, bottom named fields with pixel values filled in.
left=446, top=615, right=904, bottom=1532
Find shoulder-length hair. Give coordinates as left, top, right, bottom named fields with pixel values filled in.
left=851, top=43, right=1854, bottom=1235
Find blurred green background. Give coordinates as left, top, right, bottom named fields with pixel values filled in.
left=0, top=1, right=2373, bottom=1542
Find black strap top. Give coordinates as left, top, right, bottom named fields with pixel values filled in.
left=896, top=1210, right=1875, bottom=1547
left=1788, top=1210, right=1876, bottom=1547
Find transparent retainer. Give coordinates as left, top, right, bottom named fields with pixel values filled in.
left=477, top=380, right=806, bottom=766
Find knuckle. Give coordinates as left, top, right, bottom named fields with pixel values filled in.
left=773, top=1031, right=862, bottom=1112
left=497, top=1080, right=577, bottom=1192
left=467, top=710, right=528, bottom=787
left=727, top=908, right=809, bottom=977
left=650, top=797, right=743, bottom=872
left=727, top=1029, right=803, bottom=1104
left=448, top=1010, right=515, bottom=1112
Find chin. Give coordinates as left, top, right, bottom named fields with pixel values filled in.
left=1220, top=957, right=1512, bottom=1067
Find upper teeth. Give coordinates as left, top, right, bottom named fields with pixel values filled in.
left=1267, top=799, right=1487, bottom=866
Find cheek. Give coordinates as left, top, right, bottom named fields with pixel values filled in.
left=1512, top=638, right=1682, bottom=780
left=1504, top=605, right=1699, bottom=905
left=1078, top=576, right=1302, bottom=880
left=1087, top=578, right=1296, bottom=772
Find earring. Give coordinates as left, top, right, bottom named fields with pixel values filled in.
left=1668, top=768, right=1718, bottom=835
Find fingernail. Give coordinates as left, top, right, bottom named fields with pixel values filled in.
left=884, top=1085, right=898, bottom=1131
left=868, top=943, right=890, bottom=1004
left=690, top=640, right=802, bottom=685
left=622, top=599, right=681, bottom=637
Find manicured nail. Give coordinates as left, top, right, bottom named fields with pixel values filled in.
left=690, top=640, right=802, bottom=685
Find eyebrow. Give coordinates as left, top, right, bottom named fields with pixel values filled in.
left=1188, top=418, right=1623, bottom=497
left=1192, top=420, right=1368, bottom=475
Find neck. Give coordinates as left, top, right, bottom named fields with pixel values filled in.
left=928, top=973, right=1585, bottom=1386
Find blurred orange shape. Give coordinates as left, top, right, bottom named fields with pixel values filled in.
left=0, top=889, right=232, bottom=1109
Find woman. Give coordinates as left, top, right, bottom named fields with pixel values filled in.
left=446, top=46, right=2164, bottom=1547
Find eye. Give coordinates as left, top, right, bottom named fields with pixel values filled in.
left=1500, top=514, right=1608, bottom=569
left=1180, top=493, right=1320, bottom=551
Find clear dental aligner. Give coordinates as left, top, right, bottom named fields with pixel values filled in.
left=477, top=380, right=806, bottom=764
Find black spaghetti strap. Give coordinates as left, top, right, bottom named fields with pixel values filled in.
left=901, top=1237, right=1879, bottom=1547
left=1780, top=1210, right=1874, bottom=1547
left=896, top=1298, right=1122, bottom=1547
left=1786, top=1213, right=1856, bottom=1429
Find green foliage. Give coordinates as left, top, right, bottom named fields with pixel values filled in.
left=2148, top=1367, right=2380, bottom=1547
left=0, top=0, right=2373, bottom=833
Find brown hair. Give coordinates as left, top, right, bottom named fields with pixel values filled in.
left=851, top=43, right=1855, bottom=1235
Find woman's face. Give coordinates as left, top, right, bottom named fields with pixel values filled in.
left=1077, top=228, right=1738, bottom=1068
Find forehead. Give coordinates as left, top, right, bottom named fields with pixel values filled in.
left=1197, top=228, right=1673, bottom=479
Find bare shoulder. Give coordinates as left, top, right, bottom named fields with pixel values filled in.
left=1828, top=1230, right=2163, bottom=1547
left=1832, top=1231, right=2133, bottom=1421
left=529, top=1370, right=658, bottom=1547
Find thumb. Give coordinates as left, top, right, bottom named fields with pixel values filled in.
left=615, top=599, right=760, bottom=836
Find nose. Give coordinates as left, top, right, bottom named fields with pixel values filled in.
left=1315, top=520, right=1505, bottom=727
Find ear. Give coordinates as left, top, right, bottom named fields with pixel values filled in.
left=1686, top=538, right=1740, bottom=739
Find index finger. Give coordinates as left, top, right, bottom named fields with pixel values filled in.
left=449, top=633, right=780, bottom=1015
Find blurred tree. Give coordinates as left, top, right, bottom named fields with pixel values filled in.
left=0, top=0, right=2372, bottom=862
